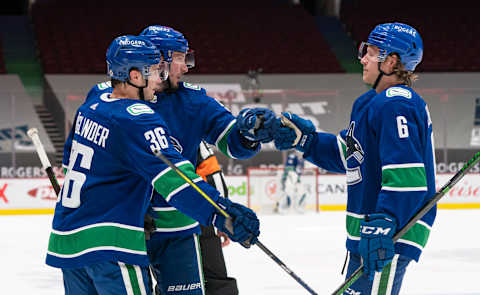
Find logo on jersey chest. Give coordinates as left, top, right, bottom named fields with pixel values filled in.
left=345, top=121, right=364, bottom=185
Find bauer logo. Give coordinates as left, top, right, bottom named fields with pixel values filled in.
left=393, top=24, right=416, bottom=37
left=167, top=283, right=201, bottom=292
left=118, top=39, right=146, bottom=47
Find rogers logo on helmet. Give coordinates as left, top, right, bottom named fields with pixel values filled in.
left=393, top=25, right=416, bottom=37
left=119, top=39, right=146, bottom=46
left=151, top=26, right=170, bottom=32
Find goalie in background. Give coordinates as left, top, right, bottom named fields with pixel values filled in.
left=196, top=141, right=238, bottom=295
left=275, top=151, right=307, bottom=213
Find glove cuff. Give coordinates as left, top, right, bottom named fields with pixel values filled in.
left=295, top=133, right=314, bottom=153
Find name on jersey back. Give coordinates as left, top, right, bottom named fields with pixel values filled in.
left=75, top=112, right=110, bottom=148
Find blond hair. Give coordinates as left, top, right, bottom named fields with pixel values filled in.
left=392, top=53, right=418, bottom=87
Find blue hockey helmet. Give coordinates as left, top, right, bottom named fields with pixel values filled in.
left=140, top=25, right=194, bottom=68
left=360, top=22, right=423, bottom=71
left=106, top=35, right=161, bottom=82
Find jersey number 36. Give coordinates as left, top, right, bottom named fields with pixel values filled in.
left=144, top=127, right=169, bottom=152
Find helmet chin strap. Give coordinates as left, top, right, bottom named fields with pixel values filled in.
left=372, top=61, right=395, bottom=90
left=127, top=79, right=149, bottom=101
left=164, top=77, right=174, bottom=93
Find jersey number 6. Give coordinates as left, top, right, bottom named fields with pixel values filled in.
left=396, top=116, right=409, bottom=138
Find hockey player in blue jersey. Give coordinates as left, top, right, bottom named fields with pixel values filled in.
left=62, top=26, right=276, bottom=295
left=50, top=35, right=260, bottom=295
left=273, top=23, right=436, bottom=295
left=138, top=25, right=276, bottom=295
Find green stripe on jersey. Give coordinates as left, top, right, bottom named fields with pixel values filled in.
left=346, top=213, right=430, bottom=250
left=216, top=120, right=236, bottom=159
left=382, top=164, right=427, bottom=189
left=378, top=262, right=392, bottom=295
left=153, top=208, right=198, bottom=231
left=397, top=222, right=431, bottom=248
left=153, top=162, right=199, bottom=200
left=48, top=224, right=146, bottom=257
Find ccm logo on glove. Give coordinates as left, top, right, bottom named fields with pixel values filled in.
left=360, top=226, right=392, bottom=235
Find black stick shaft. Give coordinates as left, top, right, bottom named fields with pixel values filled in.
left=332, top=151, right=480, bottom=295
left=46, top=166, right=61, bottom=195
left=153, top=149, right=318, bottom=295
left=256, top=241, right=318, bottom=295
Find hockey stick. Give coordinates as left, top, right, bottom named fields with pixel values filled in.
left=153, top=149, right=319, bottom=295
left=332, top=151, right=480, bottom=295
left=27, top=128, right=61, bottom=195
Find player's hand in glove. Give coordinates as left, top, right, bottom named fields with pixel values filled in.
left=143, top=213, right=156, bottom=240
left=237, top=108, right=276, bottom=143
left=273, top=112, right=316, bottom=152
left=212, top=197, right=260, bottom=248
left=359, top=213, right=397, bottom=280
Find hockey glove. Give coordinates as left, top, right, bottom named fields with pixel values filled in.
left=144, top=213, right=156, bottom=240
left=212, top=197, right=260, bottom=248
left=273, top=112, right=315, bottom=152
left=359, top=213, right=397, bottom=280
left=237, top=108, right=276, bottom=143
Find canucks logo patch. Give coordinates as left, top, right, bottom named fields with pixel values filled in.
left=97, top=81, right=112, bottom=90
left=127, top=103, right=154, bottom=116
left=345, top=121, right=364, bottom=185
left=386, top=87, right=412, bottom=99
left=183, top=82, right=201, bottom=91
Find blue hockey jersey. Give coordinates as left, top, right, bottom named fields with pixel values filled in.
left=49, top=91, right=225, bottom=269
left=304, top=85, right=436, bottom=262
left=63, top=81, right=258, bottom=239
left=284, top=152, right=304, bottom=175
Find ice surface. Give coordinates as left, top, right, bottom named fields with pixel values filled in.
left=1, top=210, right=479, bottom=294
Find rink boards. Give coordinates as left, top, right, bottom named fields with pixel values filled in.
left=0, top=174, right=480, bottom=214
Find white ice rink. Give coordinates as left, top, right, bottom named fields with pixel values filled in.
left=1, top=210, right=479, bottom=294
